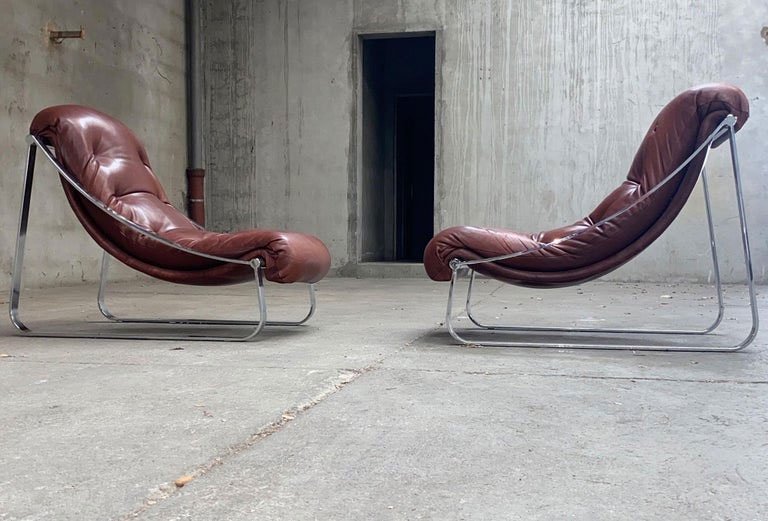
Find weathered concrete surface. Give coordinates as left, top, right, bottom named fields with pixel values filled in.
left=0, top=278, right=445, bottom=520
left=0, top=278, right=766, bottom=520
left=0, top=1, right=186, bottom=292
left=141, top=370, right=768, bottom=521
left=202, top=0, right=768, bottom=282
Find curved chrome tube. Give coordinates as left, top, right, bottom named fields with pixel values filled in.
left=454, top=117, right=733, bottom=270
left=9, top=144, right=38, bottom=333
left=97, top=251, right=317, bottom=327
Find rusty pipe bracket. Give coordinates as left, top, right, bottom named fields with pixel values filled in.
left=49, top=28, right=85, bottom=44
left=186, top=168, right=206, bottom=227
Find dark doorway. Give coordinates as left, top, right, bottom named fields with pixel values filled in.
left=360, top=34, right=435, bottom=262
left=395, top=95, right=435, bottom=261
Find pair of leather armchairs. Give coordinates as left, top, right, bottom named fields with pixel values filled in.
left=9, top=84, right=758, bottom=350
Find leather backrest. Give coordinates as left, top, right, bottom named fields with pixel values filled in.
left=528, top=84, right=749, bottom=272
left=31, top=105, right=169, bottom=205
left=30, top=105, right=211, bottom=270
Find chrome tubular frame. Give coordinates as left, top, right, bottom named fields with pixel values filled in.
left=96, top=251, right=316, bottom=327
left=8, top=135, right=317, bottom=342
left=444, top=115, right=759, bottom=352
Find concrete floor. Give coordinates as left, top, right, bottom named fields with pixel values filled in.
left=0, top=277, right=766, bottom=520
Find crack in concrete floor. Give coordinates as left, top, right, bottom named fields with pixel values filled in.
left=117, top=367, right=369, bottom=520
left=117, top=320, right=447, bottom=519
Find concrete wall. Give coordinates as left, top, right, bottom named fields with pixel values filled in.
left=202, top=0, right=355, bottom=266
left=202, top=0, right=768, bottom=282
left=0, top=0, right=186, bottom=291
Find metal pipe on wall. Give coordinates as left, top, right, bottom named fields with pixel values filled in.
left=185, top=0, right=205, bottom=226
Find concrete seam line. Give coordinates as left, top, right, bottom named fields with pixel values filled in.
left=0, top=359, right=378, bottom=371
left=118, top=365, right=377, bottom=520
left=380, top=366, right=768, bottom=385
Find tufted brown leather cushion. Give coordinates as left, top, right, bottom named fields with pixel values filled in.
left=30, top=105, right=331, bottom=285
left=424, top=84, right=749, bottom=287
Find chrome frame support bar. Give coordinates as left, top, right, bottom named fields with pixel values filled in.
left=700, top=166, right=726, bottom=331
left=443, top=115, right=759, bottom=352
left=97, top=251, right=316, bottom=327
left=8, top=138, right=316, bottom=342
left=726, top=122, right=760, bottom=348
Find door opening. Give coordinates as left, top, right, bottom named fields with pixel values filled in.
left=360, top=34, right=435, bottom=262
left=395, top=94, right=435, bottom=261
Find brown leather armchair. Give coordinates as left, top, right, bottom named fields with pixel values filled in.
left=424, top=84, right=758, bottom=351
left=10, top=105, right=332, bottom=341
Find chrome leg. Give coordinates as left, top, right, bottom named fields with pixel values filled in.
left=464, top=270, right=481, bottom=328
left=727, top=126, right=759, bottom=349
left=9, top=143, right=37, bottom=332
left=97, top=250, right=118, bottom=320
left=96, top=251, right=315, bottom=327
left=12, top=258, right=267, bottom=342
left=241, top=260, right=267, bottom=341
left=445, top=264, right=466, bottom=345
left=699, top=167, right=725, bottom=333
